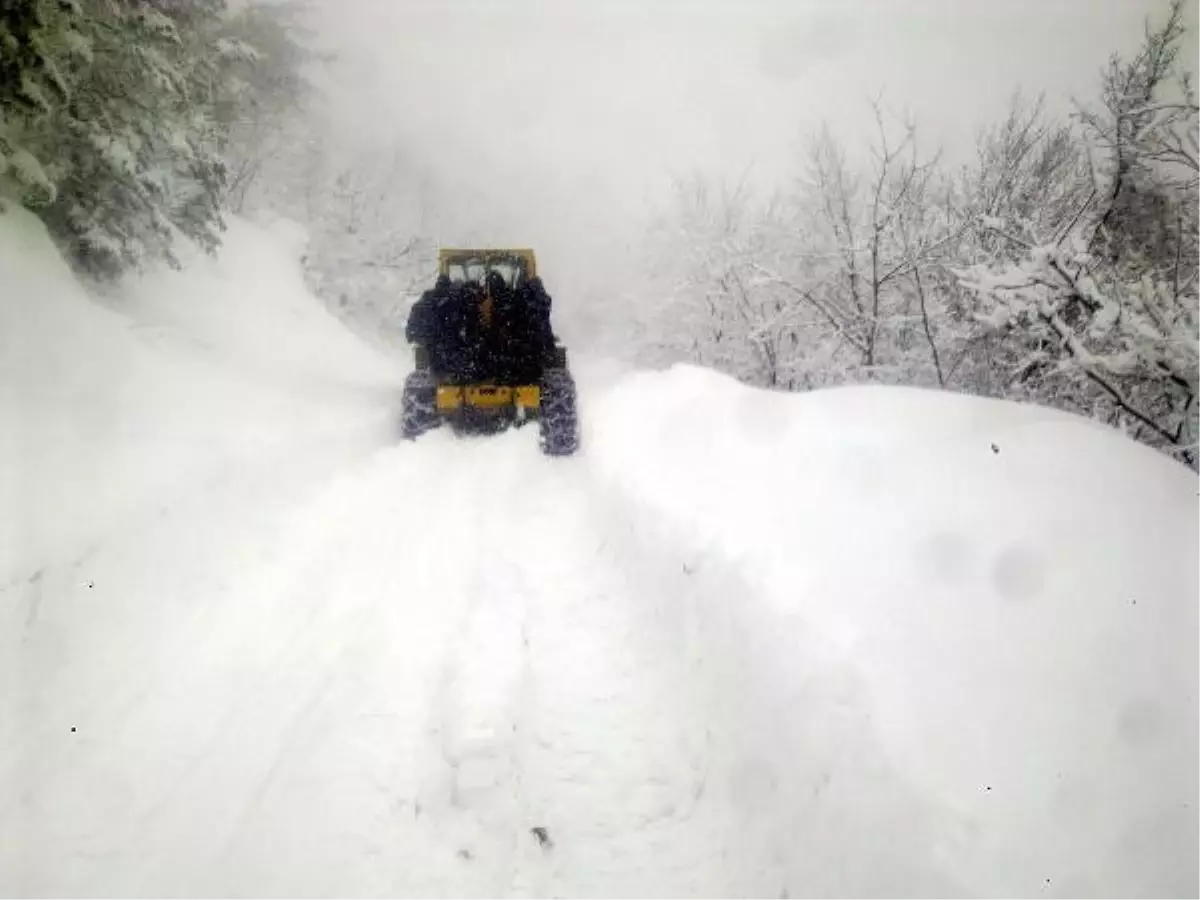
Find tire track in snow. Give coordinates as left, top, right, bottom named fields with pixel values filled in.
left=155, top=431, right=779, bottom=895
left=507, top=464, right=780, bottom=898
left=407, top=443, right=540, bottom=896
left=122, top=456, right=434, bottom=894
left=141, top=433, right=547, bottom=897
left=0, top=440, right=395, bottom=896
left=4, top=407, right=959, bottom=897
left=139, top=428, right=761, bottom=897
left=151, top=438, right=493, bottom=896
left=370, top=437, right=740, bottom=897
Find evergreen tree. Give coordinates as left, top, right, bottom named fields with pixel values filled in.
left=3, top=0, right=260, bottom=278
left=35, top=0, right=248, bottom=277
left=216, top=0, right=326, bottom=213
left=0, top=0, right=88, bottom=206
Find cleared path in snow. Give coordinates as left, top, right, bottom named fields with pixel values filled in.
left=3, top=422, right=870, bottom=898
left=3, top=369, right=1194, bottom=898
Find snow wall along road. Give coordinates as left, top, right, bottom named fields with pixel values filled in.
left=1, top=209, right=1196, bottom=898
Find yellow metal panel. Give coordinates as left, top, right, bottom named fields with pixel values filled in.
left=437, top=383, right=540, bottom=412
left=436, top=386, right=464, bottom=410
left=464, top=385, right=513, bottom=408
left=515, top=386, right=540, bottom=408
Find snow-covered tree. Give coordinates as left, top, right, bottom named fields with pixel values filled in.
left=293, top=144, right=439, bottom=351
left=0, top=0, right=89, bottom=207
left=958, top=0, right=1198, bottom=464
left=2, top=1, right=261, bottom=278
left=39, top=1, right=248, bottom=277
left=644, top=174, right=754, bottom=378
left=215, top=0, right=326, bottom=214
left=639, top=0, right=1195, bottom=466
left=1075, top=0, right=1197, bottom=259
left=938, top=91, right=1095, bottom=400
left=758, top=106, right=960, bottom=386
left=646, top=103, right=963, bottom=393
left=641, top=172, right=815, bottom=388
left=958, top=231, right=1197, bottom=455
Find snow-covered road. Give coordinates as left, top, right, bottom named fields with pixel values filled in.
left=0, top=423, right=838, bottom=897
left=3, top=211, right=1195, bottom=898
left=0, top=397, right=981, bottom=898
left=6, top=387, right=1195, bottom=898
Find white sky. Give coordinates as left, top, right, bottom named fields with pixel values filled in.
left=307, top=0, right=1198, bottom=307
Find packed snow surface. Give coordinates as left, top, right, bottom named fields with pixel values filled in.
left=1, top=209, right=1196, bottom=897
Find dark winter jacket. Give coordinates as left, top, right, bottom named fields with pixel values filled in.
left=405, top=275, right=452, bottom=345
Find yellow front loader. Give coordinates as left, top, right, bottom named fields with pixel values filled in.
left=400, top=248, right=579, bottom=455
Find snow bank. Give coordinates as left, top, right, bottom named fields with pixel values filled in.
left=0, top=208, right=401, bottom=586
left=587, top=364, right=1199, bottom=897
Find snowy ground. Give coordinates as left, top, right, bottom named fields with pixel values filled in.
left=1, top=211, right=1196, bottom=898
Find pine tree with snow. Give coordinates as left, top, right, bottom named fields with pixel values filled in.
left=3, top=1, right=264, bottom=278
left=215, top=0, right=326, bottom=214
left=33, top=1, right=248, bottom=277
left=0, top=0, right=88, bottom=207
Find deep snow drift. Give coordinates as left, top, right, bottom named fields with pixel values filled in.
left=0, top=208, right=401, bottom=585
left=590, top=367, right=1199, bottom=897
left=1, top=211, right=1196, bottom=898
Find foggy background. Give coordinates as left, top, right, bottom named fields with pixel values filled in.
left=3, top=3, right=1197, bottom=893
left=300, top=0, right=1199, bottom=319
left=201, top=0, right=1198, bottom=463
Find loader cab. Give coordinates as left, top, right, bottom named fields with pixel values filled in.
left=438, top=248, right=535, bottom=292
left=445, top=259, right=526, bottom=291
left=402, top=245, right=578, bottom=455
left=416, top=246, right=556, bottom=380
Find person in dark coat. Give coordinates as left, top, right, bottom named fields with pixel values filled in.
left=524, top=276, right=556, bottom=360
left=475, top=270, right=508, bottom=379
left=405, top=273, right=451, bottom=346
left=406, top=269, right=559, bottom=384
left=445, top=279, right=484, bottom=382
left=407, top=273, right=464, bottom=377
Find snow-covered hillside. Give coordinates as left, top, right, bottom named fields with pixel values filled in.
left=0, top=208, right=402, bottom=585
left=1, top=213, right=1195, bottom=898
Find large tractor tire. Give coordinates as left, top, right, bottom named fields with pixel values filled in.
left=538, top=367, right=579, bottom=456
left=401, top=369, right=439, bottom=440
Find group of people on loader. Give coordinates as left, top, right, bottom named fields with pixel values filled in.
left=405, top=270, right=557, bottom=386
